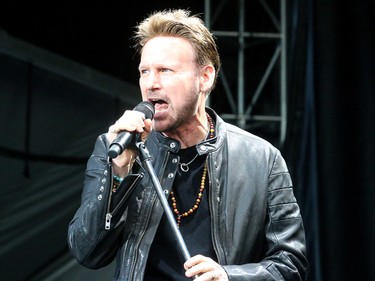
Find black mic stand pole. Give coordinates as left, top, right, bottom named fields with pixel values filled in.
left=135, top=140, right=196, bottom=279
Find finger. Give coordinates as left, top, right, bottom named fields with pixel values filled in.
left=188, top=271, right=215, bottom=281
left=108, top=125, right=116, bottom=133
left=209, top=271, right=217, bottom=280
left=184, top=254, right=206, bottom=270
left=185, top=257, right=213, bottom=278
left=109, top=118, right=145, bottom=135
left=143, top=118, right=153, bottom=131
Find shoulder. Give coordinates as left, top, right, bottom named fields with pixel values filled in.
left=214, top=113, right=278, bottom=154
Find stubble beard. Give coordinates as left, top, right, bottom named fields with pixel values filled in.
left=154, top=93, right=200, bottom=134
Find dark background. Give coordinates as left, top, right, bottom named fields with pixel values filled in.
left=0, top=1, right=374, bottom=281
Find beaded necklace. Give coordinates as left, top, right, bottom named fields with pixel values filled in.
left=170, top=113, right=215, bottom=227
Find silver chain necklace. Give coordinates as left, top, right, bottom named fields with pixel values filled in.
left=179, top=154, right=199, bottom=172
left=178, top=114, right=214, bottom=173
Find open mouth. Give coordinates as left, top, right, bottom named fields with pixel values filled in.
left=149, top=98, right=168, bottom=111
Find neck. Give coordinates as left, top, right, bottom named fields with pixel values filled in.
left=164, top=112, right=209, bottom=149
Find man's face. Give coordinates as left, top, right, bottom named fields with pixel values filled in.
left=138, top=36, right=203, bottom=132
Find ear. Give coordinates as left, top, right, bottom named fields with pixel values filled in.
left=199, top=65, right=216, bottom=93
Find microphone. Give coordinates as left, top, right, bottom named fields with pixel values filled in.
left=108, top=101, right=155, bottom=159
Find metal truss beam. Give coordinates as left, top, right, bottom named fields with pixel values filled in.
left=205, top=0, right=287, bottom=146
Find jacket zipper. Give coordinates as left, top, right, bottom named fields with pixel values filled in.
left=105, top=164, right=115, bottom=230
left=127, top=192, right=159, bottom=280
left=128, top=151, right=172, bottom=280
left=208, top=155, right=226, bottom=264
left=105, top=170, right=144, bottom=230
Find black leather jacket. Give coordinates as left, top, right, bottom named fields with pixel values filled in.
left=68, top=108, right=308, bottom=280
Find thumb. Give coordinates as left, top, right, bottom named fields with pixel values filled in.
left=139, top=119, right=153, bottom=143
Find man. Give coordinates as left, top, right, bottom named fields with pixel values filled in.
left=68, top=9, right=308, bottom=280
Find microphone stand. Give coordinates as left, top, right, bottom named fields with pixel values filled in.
left=135, top=140, right=196, bottom=277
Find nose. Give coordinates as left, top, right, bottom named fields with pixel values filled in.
left=145, top=71, right=161, bottom=90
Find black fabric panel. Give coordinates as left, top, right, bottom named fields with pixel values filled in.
left=0, top=53, right=135, bottom=281
left=313, top=1, right=375, bottom=281
left=284, top=1, right=375, bottom=281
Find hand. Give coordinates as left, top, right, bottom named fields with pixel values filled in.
left=184, top=255, right=228, bottom=281
left=107, top=109, right=153, bottom=174
left=107, top=110, right=152, bottom=143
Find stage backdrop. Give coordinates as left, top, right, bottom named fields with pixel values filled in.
left=0, top=33, right=139, bottom=281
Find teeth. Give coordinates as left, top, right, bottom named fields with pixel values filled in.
left=150, top=99, right=162, bottom=103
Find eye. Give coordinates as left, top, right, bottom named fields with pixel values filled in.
left=140, top=69, right=149, bottom=75
left=161, top=68, right=172, bottom=73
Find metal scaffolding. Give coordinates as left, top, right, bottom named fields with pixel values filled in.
left=204, top=0, right=287, bottom=147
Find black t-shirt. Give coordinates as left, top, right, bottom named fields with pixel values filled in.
left=144, top=145, right=217, bottom=280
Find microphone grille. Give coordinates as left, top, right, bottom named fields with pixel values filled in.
left=134, top=101, right=155, bottom=119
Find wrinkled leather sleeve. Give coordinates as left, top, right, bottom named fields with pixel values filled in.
left=222, top=150, right=308, bottom=280
left=67, top=134, right=142, bottom=269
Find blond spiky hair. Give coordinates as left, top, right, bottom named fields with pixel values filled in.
left=133, top=9, right=221, bottom=91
